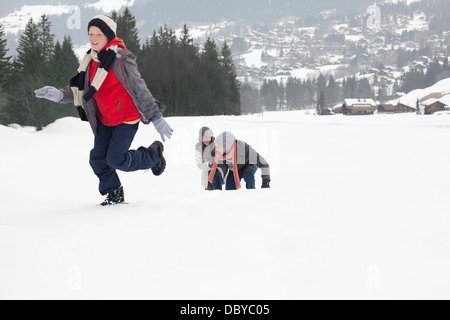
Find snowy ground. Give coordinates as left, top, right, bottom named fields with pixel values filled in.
left=1, top=111, right=450, bottom=300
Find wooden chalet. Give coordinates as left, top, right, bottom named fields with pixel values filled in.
left=422, top=99, right=447, bottom=115
left=378, top=103, right=415, bottom=113
left=342, top=99, right=377, bottom=115
left=378, top=104, right=397, bottom=113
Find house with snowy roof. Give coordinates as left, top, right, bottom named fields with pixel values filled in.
left=422, top=98, right=447, bottom=115
left=379, top=103, right=415, bottom=113
left=396, top=101, right=417, bottom=112
left=342, top=99, right=377, bottom=115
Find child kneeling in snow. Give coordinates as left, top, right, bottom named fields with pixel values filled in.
left=35, top=15, right=173, bottom=205
left=195, top=127, right=226, bottom=190
left=209, top=131, right=271, bottom=190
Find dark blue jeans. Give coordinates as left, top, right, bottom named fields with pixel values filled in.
left=225, top=169, right=258, bottom=190
left=211, top=170, right=224, bottom=190
left=90, top=121, right=158, bottom=195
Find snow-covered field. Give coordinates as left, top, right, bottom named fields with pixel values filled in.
left=1, top=111, right=449, bottom=300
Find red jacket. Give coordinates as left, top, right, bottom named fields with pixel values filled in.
left=89, top=59, right=141, bottom=126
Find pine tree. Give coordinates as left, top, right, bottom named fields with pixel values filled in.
left=117, top=8, right=141, bottom=55
left=416, top=98, right=421, bottom=115
left=425, top=59, right=442, bottom=88
left=303, top=79, right=316, bottom=108
left=378, top=86, right=387, bottom=104
left=111, top=11, right=119, bottom=22
left=201, top=38, right=227, bottom=115
left=317, top=91, right=327, bottom=115
left=11, top=16, right=61, bottom=129
left=343, top=76, right=358, bottom=98
left=286, top=77, right=302, bottom=110
left=48, top=36, right=79, bottom=119
left=393, top=80, right=400, bottom=94
left=51, top=36, right=78, bottom=86
left=37, top=14, right=55, bottom=67
left=261, top=79, right=279, bottom=111
left=221, top=41, right=241, bottom=115
left=241, top=84, right=262, bottom=114
left=278, top=78, right=285, bottom=110
left=316, top=73, right=327, bottom=100
left=358, top=78, right=374, bottom=99
left=138, top=38, right=157, bottom=98
left=316, top=96, right=320, bottom=115
left=0, top=85, right=8, bottom=124
left=15, top=18, right=41, bottom=74
left=10, top=18, right=42, bottom=126
left=261, top=49, right=267, bottom=61
left=176, top=25, right=200, bottom=116
left=326, top=74, right=340, bottom=105
left=139, top=26, right=177, bottom=114
left=0, top=23, right=10, bottom=125
left=0, top=23, right=10, bottom=86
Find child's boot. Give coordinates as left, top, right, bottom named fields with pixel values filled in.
left=149, top=141, right=166, bottom=176
left=101, top=186, right=125, bottom=206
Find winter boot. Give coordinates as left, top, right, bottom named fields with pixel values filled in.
left=101, top=186, right=125, bottom=206
left=149, top=141, right=166, bottom=176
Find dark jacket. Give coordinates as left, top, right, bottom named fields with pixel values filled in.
left=221, top=140, right=271, bottom=182
left=60, top=48, right=164, bottom=135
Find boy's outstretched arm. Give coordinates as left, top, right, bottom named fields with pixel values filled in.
left=34, top=86, right=63, bottom=103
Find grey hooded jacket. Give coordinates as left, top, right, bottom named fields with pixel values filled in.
left=60, top=48, right=164, bottom=135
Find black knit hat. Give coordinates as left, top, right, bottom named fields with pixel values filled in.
left=88, top=15, right=117, bottom=42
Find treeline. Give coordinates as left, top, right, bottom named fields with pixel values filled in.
left=396, top=44, right=450, bottom=94
left=138, top=25, right=240, bottom=116
left=401, top=58, right=450, bottom=94
left=0, top=9, right=241, bottom=129
left=120, top=9, right=240, bottom=117
left=0, top=16, right=79, bottom=130
left=257, top=53, right=450, bottom=111
left=259, top=73, right=374, bottom=111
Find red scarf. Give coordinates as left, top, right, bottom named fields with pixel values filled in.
left=103, top=37, right=126, bottom=51
left=208, top=142, right=241, bottom=190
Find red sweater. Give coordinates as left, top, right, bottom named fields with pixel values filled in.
left=89, top=60, right=141, bottom=126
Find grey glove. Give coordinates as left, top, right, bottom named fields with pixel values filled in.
left=153, top=117, right=174, bottom=142
left=34, top=86, right=63, bottom=103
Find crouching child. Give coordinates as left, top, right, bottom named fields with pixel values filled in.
left=208, top=131, right=271, bottom=190
left=195, top=127, right=226, bottom=190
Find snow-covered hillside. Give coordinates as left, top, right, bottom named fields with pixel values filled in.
left=0, top=5, right=78, bottom=35
left=0, top=1, right=133, bottom=35
left=389, top=77, right=450, bottom=110
left=383, top=0, right=422, bottom=4
left=1, top=111, right=449, bottom=299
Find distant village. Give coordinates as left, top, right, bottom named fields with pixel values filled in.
left=196, top=4, right=450, bottom=114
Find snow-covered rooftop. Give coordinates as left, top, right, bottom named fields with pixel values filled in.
left=344, top=99, right=377, bottom=107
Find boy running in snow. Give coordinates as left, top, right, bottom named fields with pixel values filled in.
left=209, top=131, right=271, bottom=190
left=35, top=15, right=173, bottom=205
